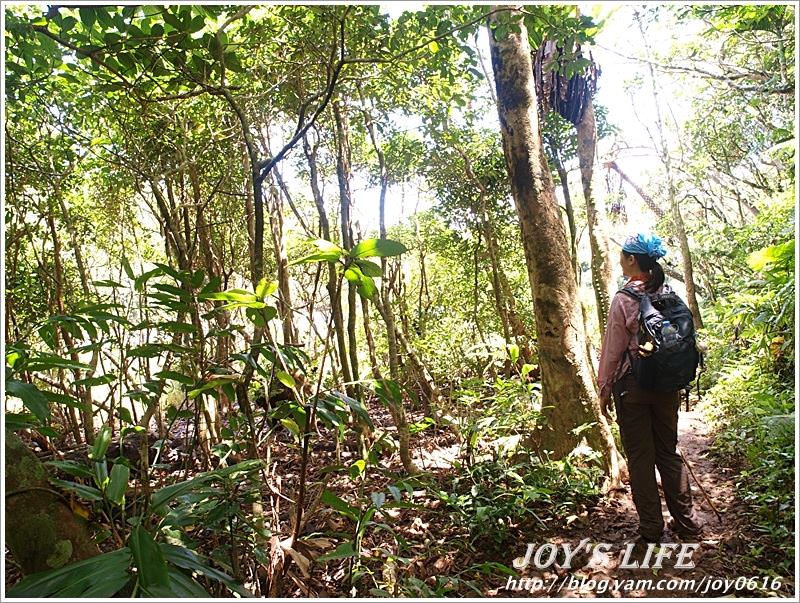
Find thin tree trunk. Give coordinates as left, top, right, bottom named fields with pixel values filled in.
left=603, top=160, right=666, bottom=219
left=551, top=149, right=579, bottom=278
left=455, top=146, right=514, bottom=346
left=488, top=9, right=623, bottom=485
left=332, top=103, right=361, bottom=392
left=359, top=99, right=420, bottom=474
left=266, top=181, right=297, bottom=343
left=361, top=297, right=383, bottom=381
left=576, top=102, right=614, bottom=337
left=46, top=210, right=94, bottom=445
left=303, top=133, right=354, bottom=398
left=636, top=12, right=704, bottom=329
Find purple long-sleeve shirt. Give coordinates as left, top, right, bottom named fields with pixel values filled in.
left=597, top=277, right=668, bottom=400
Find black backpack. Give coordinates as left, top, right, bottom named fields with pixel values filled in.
left=618, top=286, right=701, bottom=392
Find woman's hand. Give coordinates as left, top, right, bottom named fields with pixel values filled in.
left=601, top=393, right=615, bottom=419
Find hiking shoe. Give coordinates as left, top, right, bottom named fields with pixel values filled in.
left=668, top=518, right=703, bottom=539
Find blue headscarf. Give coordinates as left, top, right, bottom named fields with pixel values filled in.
left=622, top=232, right=667, bottom=259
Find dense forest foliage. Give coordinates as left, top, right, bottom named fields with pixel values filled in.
left=3, top=3, right=795, bottom=598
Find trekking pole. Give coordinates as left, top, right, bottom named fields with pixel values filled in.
left=677, top=445, right=723, bottom=523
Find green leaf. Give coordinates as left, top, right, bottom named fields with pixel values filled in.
left=349, top=459, right=366, bottom=479
left=316, top=541, right=357, bottom=562
left=151, top=282, right=192, bottom=300
left=344, top=266, right=361, bottom=284
left=290, top=239, right=345, bottom=265
left=156, top=370, right=194, bottom=385
left=160, top=543, right=251, bottom=597
left=46, top=460, right=94, bottom=479
left=106, top=463, right=130, bottom=506
left=349, top=238, right=409, bottom=259
left=355, top=259, right=383, bottom=277
left=75, top=373, right=116, bottom=387
left=26, top=355, right=91, bottom=372
left=129, top=526, right=170, bottom=590
left=356, top=276, right=377, bottom=301
left=165, top=567, right=210, bottom=597
left=321, top=489, right=360, bottom=521
left=428, top=40, right=440, bottom=53
left=198, top=288, right=258, bottom=303
left=78, top=7, right=96, bottom=29
left=255, top=278, right=278, bottom=300
left=7, top=548, right=132, bottom=598
left=276, top=369, right=296, bottom=389
left=90, top=426, right=112, bottom=460
left=121, top=256, right=135, bottom=280
left=51, top=478, right=103, bottom=501
left=5, top=412, right=38, bottom=431
left=747, top=240, right=794, bottom=271
left=280, top=418, right=300, bottom=437
left=6, top=379, right=50, bottom=422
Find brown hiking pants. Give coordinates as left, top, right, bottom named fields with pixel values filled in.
left=613, top=375, right=702, bottom=541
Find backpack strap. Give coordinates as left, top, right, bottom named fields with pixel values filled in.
left=617, top=286, right=643, bottom=302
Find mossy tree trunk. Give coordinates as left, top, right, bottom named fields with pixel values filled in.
left=5, top=432, right=99, bottom=575
left=488, top=8, right=624, bottom=485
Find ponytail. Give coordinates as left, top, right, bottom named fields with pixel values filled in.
left=626, top=252, right=665, bottom=293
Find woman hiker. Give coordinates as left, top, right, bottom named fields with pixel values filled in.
left=598, top=232, right=703, bottom=543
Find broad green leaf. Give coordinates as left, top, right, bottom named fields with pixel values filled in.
left=5, top=412, right=38, bottom=431
left=280, top=418, right=300, bottom=436
left=165, top=567, right=210, bottom=597
left=51, top=478, right=103, bottom=501
left=276, top=369, right=296, bottom=388
left=255, top=278, right=278, bottom=300
left=356, top=276, right=377, bottom=301
left=7, top=548, right=132, bottom=598
left=90, top=425, right=112, bottom=460
left=290, top=239, right=345, bottom=265
left=6, top=379, right=50, bottom=422
left=316, top=541, right=357, bottom=562
left=507, top=343, right=519, bottom=363
left=160, top=543, right=251, bottom=597
left=321, top=489, right=360, bottom=521
left=151, top=282, right=191, bottom=300
left=747, top=240, right=794, bottom=271
left=46, top=460, right=94, bottom=479
left=349, top=459, right=366, bottom=479
left=106, top=463, right=130, bottom=506
left=25, top=354, right=91, bottom=372
left=349, top=238, right=408, bottom=259
left=94, top=459, right=109, bottom=490
left=355, top=259, right=383, bottom=277
left=129, top=526, right=170, bottom=590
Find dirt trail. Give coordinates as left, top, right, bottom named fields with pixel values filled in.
left=492, top=408, right=791, bottom=598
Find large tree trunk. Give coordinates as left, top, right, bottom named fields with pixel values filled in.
left=5, top=432, right=99, bottom=575
left=488, top=8, right=623, bottom=483
left=576, top=102, right=614, bottom=337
